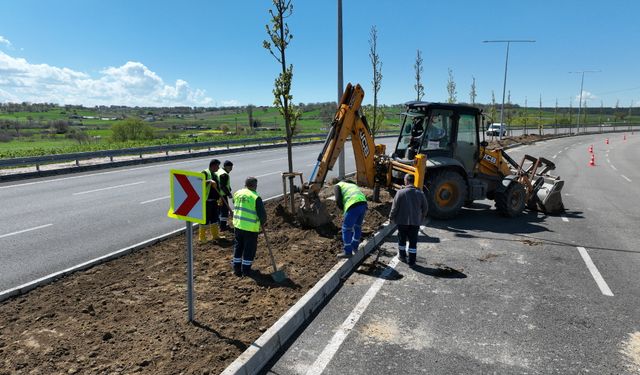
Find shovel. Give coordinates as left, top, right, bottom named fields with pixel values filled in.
left=262, top=229, right=287, bottom=283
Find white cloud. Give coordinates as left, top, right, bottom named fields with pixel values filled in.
left=575, top=90, right=597, bottom=103
left=0, top=36, right=11, bottom=48
left=0, top=51, right=215, bottom=107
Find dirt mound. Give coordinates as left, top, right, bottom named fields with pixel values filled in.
left=486, top=133, right=551, bottom=149
left=0, top=188, right=392, bottom=375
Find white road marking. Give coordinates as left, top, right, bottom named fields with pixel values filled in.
left=306, top=163, right=318, bottom=167
left=561, top=216, right=569, bottom=222
left=558, top=150, right=563, bottom=154
left=564, top=146, right=570, bottom=150
left=552, top=154, right=557, bottom=159
left=0, top=224, right=53, bottom=240
left=621, top=175, right=632, bottom=182
left=577, top=247, right=614, bottom=297
left=611, top=165, right=617, bottom=171
left=606, top=158, right=611, bottom=164
left=140, top=195, right=170, bottom=204
left=72, top=181, right=146, bottom=195
left=255, top=171, right=282, bottom=178
left=260, top=157, right=288, bottom=163
left=306, top=256, right=401, bottom=375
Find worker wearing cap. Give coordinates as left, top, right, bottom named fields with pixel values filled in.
left=334, top=179, right=368, bottom=258
left=232, top=177, right=267, bottom=277
left=216, top=160, right=234, bottom=232
left=200, top=159, right=221, bottom=243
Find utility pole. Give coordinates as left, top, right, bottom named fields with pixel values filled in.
left=483, top=40, right=535, bottom=140
left=569, top=70, right=600, bottom=134
left=337, top=0, right=345, bottom=179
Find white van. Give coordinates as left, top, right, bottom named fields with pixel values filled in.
left=486, top=123, right=506, bottom=137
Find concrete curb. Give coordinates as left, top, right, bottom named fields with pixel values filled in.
left=220, top=221, right=397, bottom=375
left=0, top=227, right=185, bottom=302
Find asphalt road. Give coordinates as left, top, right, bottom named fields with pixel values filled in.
left=267, top=132, right=640, bottom=374
left=0, top=138, right=397, bottom=292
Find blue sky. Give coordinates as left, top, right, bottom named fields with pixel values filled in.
left=0, top=0, right=639, bottom=108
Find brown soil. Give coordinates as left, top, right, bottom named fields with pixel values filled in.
left=485, top=133, right=551, bottom=149
left=0, top=188, right=392, bottom=375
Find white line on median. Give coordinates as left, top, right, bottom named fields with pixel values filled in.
left=0, top=224, right=53, bottom=240
left=72, top=181, right=146, bottom=195
left=140, top=195, right=170, bottom=204
left=621, top=175, right=632, bottom=182
left=561, top=216, right=569, bottom=222
left=577, top=246, right=614, bottom=297
left=306, top=256, right=401, bottom=375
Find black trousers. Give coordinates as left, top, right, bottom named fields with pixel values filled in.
left=205, top=199, right=220, bottom=225
left=397, top=225, right=419, bottom=251
left=233, top=229, right=258, bottom=272
left=219, top=197, right=230, bottom=230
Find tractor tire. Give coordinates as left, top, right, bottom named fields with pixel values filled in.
left=495, top=182, right=526, bottom=217
left=426, top=171, right=467, bottom=219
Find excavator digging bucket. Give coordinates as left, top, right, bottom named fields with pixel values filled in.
left=536, top=177, right=565, bottom=213
left=297, top=196, right=332, bottom=228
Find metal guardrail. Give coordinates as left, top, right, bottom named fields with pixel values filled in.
left=0, top=130, right=398, bottom=170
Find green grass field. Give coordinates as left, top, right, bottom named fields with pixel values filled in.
left=0, top=104, right=637, bottom=159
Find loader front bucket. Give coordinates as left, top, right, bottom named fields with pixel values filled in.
left=536, top=177, right=565, bottom=213
left=516, top=154, right=565, bottom=214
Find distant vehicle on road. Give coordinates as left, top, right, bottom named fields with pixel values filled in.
left=486, top=123, right=507, bottom=137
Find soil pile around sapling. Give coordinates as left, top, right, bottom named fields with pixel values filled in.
left=0, top=187, right=392, bottom=375
left=486, top=133, right=551, bottom=149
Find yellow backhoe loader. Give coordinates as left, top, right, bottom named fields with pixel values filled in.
left=285, top=83, right=564, bottom=227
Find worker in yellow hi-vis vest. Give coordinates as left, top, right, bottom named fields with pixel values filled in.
left=333, top=179, right=368, bottom=258
left=200, top=159, right=221, bottom=243
left=231, top=177, right=267, bottom=277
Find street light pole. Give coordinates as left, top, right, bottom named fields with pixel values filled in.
left=337, top=0, right=345, bottom=179
left=569, top=70, right=600, bottom=134
left=483, top=40, right=535, bottom=140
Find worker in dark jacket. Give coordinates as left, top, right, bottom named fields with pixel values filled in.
left=232, top=177, right=267, bottom=277
left=334, top=179, right=368, bottom=258
left=389, top=174, right=429, bottom=266
left=200, top=159, right=221, bottom=243
left=216, top=160, right=234, bottom=232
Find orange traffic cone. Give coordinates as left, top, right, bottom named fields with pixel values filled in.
left=588, top=145, right=593, bottom=153
left=605, top=138, right=609, bottom=145
left=589, top=154, right=596, bottom=166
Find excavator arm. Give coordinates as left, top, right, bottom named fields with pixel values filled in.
left=291, top=83, right=426, bottom=228
left=307, top=83, right=377, bottom=192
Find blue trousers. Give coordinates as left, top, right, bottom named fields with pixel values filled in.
left=342, top=203, right=367, bottom=255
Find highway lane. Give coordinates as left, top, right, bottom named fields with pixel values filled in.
left=268, top=132, right=640, bottom=374
left=0, top=138, right=397, bottom=291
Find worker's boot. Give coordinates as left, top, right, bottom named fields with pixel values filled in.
left=398, top=249, right=407, bottom=263
left=210, top=224, right=220, bottom=240
left=198, top=225, right=208, bottom=243
left=408, top=249, right=417, bottom=267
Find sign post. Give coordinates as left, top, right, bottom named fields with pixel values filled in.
left=167, top=169, right=206, bottom=323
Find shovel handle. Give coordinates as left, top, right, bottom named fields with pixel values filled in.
left=262, top=230, right=279, bottom=272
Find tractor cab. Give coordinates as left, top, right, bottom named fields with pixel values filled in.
left=393, top=102, right=483, bottom=174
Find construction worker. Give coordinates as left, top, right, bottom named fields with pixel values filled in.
left=200, top=159, right=221, bottom=243
left=216, top=160, right=234, bottom=232
left=389, top=173, right=429, bottom=266
left=232, top=177, right=267, bottom=277
left=333, top=179, right=368, bottom=258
